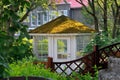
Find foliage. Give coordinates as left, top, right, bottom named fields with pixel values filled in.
left=69, top=65, right=98, bottom=80
left=0, top=31, right=11, bottom=78
left=76, top=0, right=120, bottom=38
left=84, top=31, right=120, bottom=53
left=6, top=57, right=67, bottom=80
left=0, top=0, right=53, bottom=78
left=7, top=38, right=33, bottom=63
left=6, top=56, right=99, bottom=80
left=0, top=56, right=9, bottom=78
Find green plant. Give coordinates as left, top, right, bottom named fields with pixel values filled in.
left=70, top=65, right=98, bottom=80
left=84, top=32, right=112, bottom=53
left=6, top=57, right=67, bottom=80
left=0, top=55, right=9, bottom=79
left=0, top=31, right=11, bottom=78
left=7, top=38, right=33, bottom=63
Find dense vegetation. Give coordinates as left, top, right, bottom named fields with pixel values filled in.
left=0, top=0, right=49, bottom=78
left=4, top=57, right=98, bottom=80
left=84, top=32, right=120, bottom=53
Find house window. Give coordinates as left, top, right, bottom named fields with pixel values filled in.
left=37, top=11, right=42, bottom=26
left=43, top=11, right=48, bottom=24
left=76, top=35, right=91, bottom=58
left=37, top=36, right=48, bottom=61
left=31, top=12, right=36, bottom=26
left=58, top=10, right=68, bottom=16
left=49, top=10, right=58, bottom=21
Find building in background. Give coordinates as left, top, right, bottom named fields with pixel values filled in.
left=24, top=0, right=88, bottom=30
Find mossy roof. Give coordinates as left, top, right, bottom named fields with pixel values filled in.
left=29, top=15, right=95, bottom=34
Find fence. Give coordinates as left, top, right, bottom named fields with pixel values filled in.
left=44, top=42, right=120, bottom=76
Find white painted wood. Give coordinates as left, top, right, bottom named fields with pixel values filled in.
left=70, top=36, right=76, bottom=60
left=53, top=37, right=71, bottom=62
left=30, top=33, right=92, bottom=36
left=30, top=33, right=94, bottom=62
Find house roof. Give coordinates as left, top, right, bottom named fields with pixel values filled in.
left=29, top=15, right=95, bottom=34
left=56, top=0, right=88, bottom=8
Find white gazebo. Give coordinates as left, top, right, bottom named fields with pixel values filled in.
left=29, top=15, right=95, bottom=62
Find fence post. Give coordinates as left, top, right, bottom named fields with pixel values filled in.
left=47, top=57, right=54, bottom=71
left=94, top=45, right=99, bottom=67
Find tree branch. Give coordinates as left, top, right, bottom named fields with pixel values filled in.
left=76, top=0, right=94, bottom=15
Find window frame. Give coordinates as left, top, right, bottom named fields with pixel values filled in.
left=37, top=11, right=42, bottom=26
left=31, top=12, right=36, bottom=26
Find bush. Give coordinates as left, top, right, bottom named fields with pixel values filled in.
left=6, top=57, right=67, bottom=80
left=84, top=31, right=120, bottom=53
left=7, top=38, right=33, bottom=63
left=69, top=66, right=98, bottom=80
left=0, top=31, right=11, bottom=78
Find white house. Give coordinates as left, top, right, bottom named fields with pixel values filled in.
left=29, top=15, right=95, bottom=62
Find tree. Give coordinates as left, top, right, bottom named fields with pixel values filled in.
left=0, top=0, right=55, bottom=78
left=111, top=0, right=120, bottom=38
left=76, top=0, right=120, bottom=38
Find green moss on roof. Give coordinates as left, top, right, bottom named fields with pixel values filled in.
left=29, top=15, right=95, bottom=34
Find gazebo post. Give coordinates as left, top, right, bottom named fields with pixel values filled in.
left=93, top=45, right=99, bottom=67
left=47, top=57, right=54, bottom=71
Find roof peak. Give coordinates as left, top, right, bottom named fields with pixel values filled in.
left=30, top=15, right=95, bottom=34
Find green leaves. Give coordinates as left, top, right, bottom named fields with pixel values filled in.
left=7, top=57, right=67, bottom=80
left=0, top=0, right=51, bottom=78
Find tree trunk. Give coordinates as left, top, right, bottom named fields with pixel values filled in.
left=103, top=0, right=108, bottom=35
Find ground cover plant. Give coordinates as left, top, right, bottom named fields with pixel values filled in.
left=5, top=57, right=67, bottom=80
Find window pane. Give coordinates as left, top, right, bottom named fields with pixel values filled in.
left=57, top=39, right=67, bottom=53
left=76, top=35, right=91, bottom=58
left=31, top=12, right=36, bottom=26
left=58, top=10, right=68, bottom=16
left=43, top=11, right=48, bottom=24
left=37, top=36, right=48, bottom=61
left=49, top=11, right=57, bottom=21
left=37, top=12, right=42, bottom=26
left=57, top=39, right=67, bottom=59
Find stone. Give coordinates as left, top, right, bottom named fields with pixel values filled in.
left=99, top=56, right=120, bottom=80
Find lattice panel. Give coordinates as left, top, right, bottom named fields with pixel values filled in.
left=54, top=61, right=85, bottom=75
left=51, top=42, right=120, bottom=76
left=53, top=53, right=96, bottom=76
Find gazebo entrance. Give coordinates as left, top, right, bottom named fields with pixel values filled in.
left=54, top=37, right=71, bottom=62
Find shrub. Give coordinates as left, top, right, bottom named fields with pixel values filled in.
left=6, top=57, right=67, bottom=80
left=84, top=31, right=118, bottom=53
left=69, top=66, right=98, bottom=80
left=7, top=38, right=33, bottom=63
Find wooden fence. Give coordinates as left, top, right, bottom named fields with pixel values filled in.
left=45, top=42, right=120, bottom=76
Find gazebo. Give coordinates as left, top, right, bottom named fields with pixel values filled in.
left=29, top=15, right=95, bottom=62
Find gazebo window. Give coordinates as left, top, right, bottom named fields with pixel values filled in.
left=36, top=36, right=48, bottom=61
left=76, top=35, right=91, bottom=58
left=57, top=39, right=67, bottom=59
